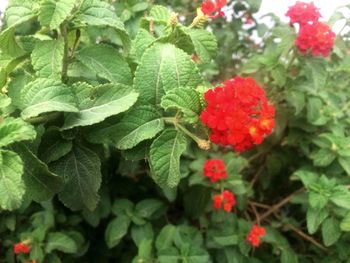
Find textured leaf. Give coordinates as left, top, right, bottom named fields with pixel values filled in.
left=134, top=199, right=165, bottom=219
left=149, top=5, right=171, bottom=22
left=114, top=105, right=164, bottom=150
left=0, top=117, right=36, bottom=147
left=340, top=212, right=350, bottom=231
left=131, top=29, right=155, bottom=60
left=156, top=224, right=176, bottom=251
left=62, top=82, right=138, bottom=129
left=187, top=29, right=217, bottom=63
left=307, top=207, right=329, bottom=234
left=11, top=144, right=63, bottom=202
left=51, top=144, right=102, bottom=211
left=31, top=39, right=64, bottom=78
left=310, top=148, right=336, bottom=167
left=76, top=45, right=132, bottom=85
left=158, top=247, right=180, bottom=263
left=161, top=87, right=202, bottom=124
left=20, top=78, right=78, bottom=120
left=134, top=43, right=202, bottom=105
left=105, top=215, right=131, bottom=248
left=0, top=27, right=25, bottom=57
left=330, top=185, right=350, bottom=209
left=131, top=223, right=154, bottom=247
left=281, top=249, right=298, bottom=263
left=5, top=0, right=36, bottom=28
left=0, top=150, right=25, bottom=210
left=149, top=129, right=188, bottom=188
left=322, top=217, right=341, bottom=246
left=46, top=232, right=78, bottom=253
left=38, top=0, right=75, bottom=30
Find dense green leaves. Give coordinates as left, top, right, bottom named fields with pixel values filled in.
left=149, top=129, right=188, bottom=188
left=62, top=82, right=138, bottom=129
left=5, top=0, right=36, bottom=27
left=134, top=43, right=202, bottom=105
left=0, top=117, right=36, bottom=147
left=105, top=215, right=131, bottom=248
left=46, top=232, right=78, bottom=254
left=187, top=29, right=218, bottom=63
left=38, top=0, right=75, bottom=30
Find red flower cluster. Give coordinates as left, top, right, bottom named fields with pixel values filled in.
left=213, top=190, right=236, bottom=212
left=246, top=225, right=266, bottom=247
left=285, top=1, right=320, bottom=25
left=203, top=159, right=228, bottom=182
left=296, top=22, right=335, bottom=57
left=200, top=76, right=275, bottom=152
left=13, top=242, right=30, bottom=254
left=201, top=0, right=226, bottom=19
left=286, top=2, right=335, bottom=57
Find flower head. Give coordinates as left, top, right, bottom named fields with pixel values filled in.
left=200, top=76, right=275, bottom=152
left=13, top=242, right=30, bottom=255
left=203, top=159, right=228, bottom=182
left=285, top=1, right=321, bottom=25
left=213, top=190, right=236, bottom=212
left=246, top=225, right=266, bottom=247
left=295, top=22, right=335, bottom=57
left=201, top=0, right=227, bottom=19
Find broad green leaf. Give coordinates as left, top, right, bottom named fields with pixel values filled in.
left=11, top=144, right=63, bottom=202
left=187, top=247, right=210, bottom=263
left=212, top=235, right=239, bottom=246
left=114, top=105, right=164, bottom=150
left=338, top=157, right=350, bottom=175
left=281, top=249, right=298, bottom=263
left=306, top=97, right=327, bottom=126
left=0, top=117, right=36, bottom=147
left=105, top=215, right=131, bottom=248
left=340, top=212, right=350, bottom=231
left=158, top=247, right=180, bottom=263
left=0, top=27, right=25, bottom=57
left=38, top=0, right=75, bottom=30
left=161, top=87, right=202, bottom=124
left=330, top=185, right=350, bottom=209
left=306, top=59, right=327, bottom=90
left=322, top=217, right=341, bottom=246
left=156, top=224, right=177, bottom=251
left=0, top=150, right=25, bottom=210
left=131, top=29, right=155, bottom=61
left=187, top=29, right=217, bottom=63
left=307, top=207, right=329, bottom=234
left=76, top=45, right=132, bottom=85
left=134, top=43, right=202, bottom=105
left=149, top=129, right=188, bottom=188
left=310, top=148, right=336, bottom=167
left=131, top=223, right=154, bottom=247
left=31, top=39, right=64, bottom=78
left=133, top=239, right=153, bottom=263
left=62, top=82, right=138, bottom=129
left=46, top=232, right=78, bottom=254
left=112, top=198, right=134, bottom=216
left=285, top=90, right=305, bottom=115
left=51, top=144, right=101, bottom=211
left=134, top=199, right=165, bottom=219
left=21, top=78, right=78, bottom=120
left=149, top=5, right=171, bottom=22
left=5, top=0, right=36, bottom=27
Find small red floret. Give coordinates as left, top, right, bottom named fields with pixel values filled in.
left=201, top=0, right=227, bottom=19
left=246, top=225, right=266, bottom=247
left=212, top=190, right=236, bottom=212
left=285, top=1, right=321, bottom=25
left=203, top=159, right=228, bottom=183
left=13, top=242, right=30, bottom=255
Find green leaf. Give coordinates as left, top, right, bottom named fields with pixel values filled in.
left=114, top=105, right=164, bottom=150
left=31, top=39, right=64, bottom=78
left=212, top=235, right=239, bottom=247
left=0, top=150, right=25, bottom=210
left=131, top=223, right=154, bottom=247
left=306, top=59, right=327, bottom=90
left=51, top=144, right=102, bottom=211
left=322, top=217, right=341, bottom=246
left=0, top=94, right=11, bottom=110
left=149, top=5, right=171, bottom=22
left=310, top=148, right=336, bottom=167
left=338, top=157, right=350, bottom=175
left=285, top=90, right=305, bottom=115
left=105, top=215, right=131, bottom=248
left=307, top=207, right=329, bottom=234
left=161, top=87, right=202, bottom=124
left=20, top=78, right=78, bottom=120
left=131, top=29, right=155, bottom=61
left=10, top=144, right=63, bottom=202
left=246, top=0, right=262, bottom=12
left=187, top=29, right=217, bottom=63
left=46, top=232, right=78, bottom=254
left=330, top=185, right=350, bottom=209
left=38, top=0, right=75, bottom=30
left=0, top=117, right=36, bottom=147
left=187, top=247, right=210, bottom=263
left=133, top=239, right=153, bottom=263
left=0, top=27, right=25, bottom=57
left=149, top=129, right=188, bottom=188
left=158, top=247, right=180, bottom=263
left=134, top=43, right=202, bottom=105
left=76, top=45, right=132, bottom=86
left=134, top=199, right=165, bottom=219
left=62, top=82, right=138, bottom=129
left=156, top=224, right=177, bottom=251
left=281, top=249, right=299, bottom=263
left=340, top=212, right=350, bottom=231
left=5, top=0, right=36, bottom=28
left=112, top=198, right=134, bottom=216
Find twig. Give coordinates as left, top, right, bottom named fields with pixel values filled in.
left=250, top=202, right=260, bottom=225
left=249, top=201, right=271, bottom=209
left=249, top=164, right=264, bottom=188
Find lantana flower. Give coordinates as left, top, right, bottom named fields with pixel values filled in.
left=213, top=190, right=236, bottom=212
left=13, top=242, right=30, bottom=255
left=201, top=0, right=227, bottom=19
left=203, top=159, right=228, bottom=183
left=246, top=224, right=266, bottom=247
left=285, top=1, right=321, bottom=25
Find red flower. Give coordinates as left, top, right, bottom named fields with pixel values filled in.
left=203, top=159, right=228, bottom=183
left=295, top=22, right=335, bottom=57
left=13, top=242, right=30, bottom=255
left=201, top=0, right=227, bottom=19
left=285, top=1, right=321, bottom=25
left=200, top=76, right=275, bottom=152
left=213, top=190, right=236, bottom=212
left=246, top=225, right=266, bottom=247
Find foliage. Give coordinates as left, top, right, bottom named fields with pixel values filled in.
left=0, top=0, right=350, bottom=262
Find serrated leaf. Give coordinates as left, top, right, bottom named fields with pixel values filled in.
left=114, top=105, right=164, bottom=150
left=149, top=5, right=171, bottom=22
left=0, top=27, right=25, bottom=57
left=307, top=207, right=329, bottom=234
left=105, top=215, right=131, bottom=248
left=0, top=117, right=36, bottom=147
left=11, top=143, right=63, bottom=202
left=149, top=129, right=188, bottom=188
left=38, top=0, right=75, bottom=30
left=322, top=217, right=341, bottom=246
left=310, top=148, right=336, bottom=167
left=187, top=29, right=217, bottom=63
left=51, top=144, right=101, bottom=211
left=131, top=29, right=155, bottom=60
left=0, top=150, right=25, bottom=210
left=20, top=78, right=78, bottom=120
left=76, top=45, right=132, bottom=85
left=161, top=87, right=202, bottom=124
left=330, top=185, right=350, bottom=209
left=134, top=43, right=202, bottom=105
left=5, top=0, right=36, bottom=27
left=31, top=39, right=64, bottom=78
left=62, top=82, right=138, bottom=129
left=156, top=225, right=176, bottom=251
left=46, top=232, right=78, bottom=254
